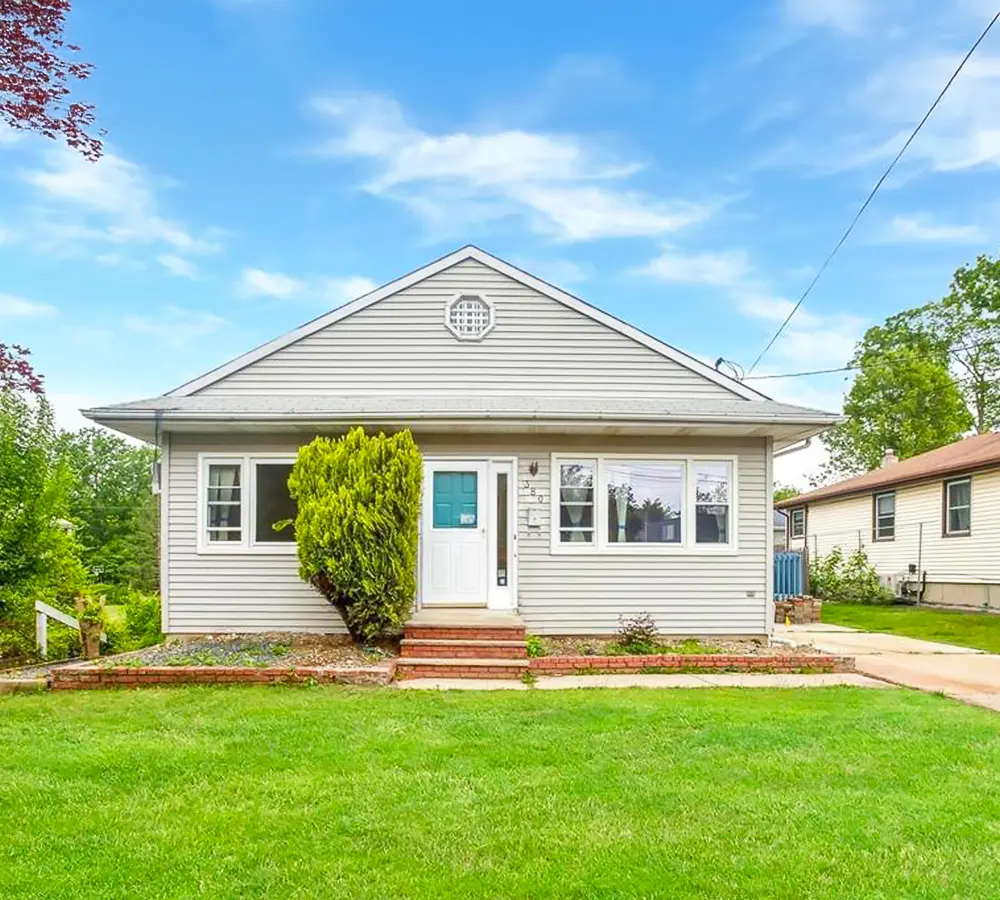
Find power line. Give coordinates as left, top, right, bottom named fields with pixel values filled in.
left=745, top=9, right=1000, bottom=377
left=746, top=336, right=1000, bottom=380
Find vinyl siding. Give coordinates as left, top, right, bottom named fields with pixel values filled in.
left=791, top=470, right=1000, bottom=584
left=194, top=259, right=742, bottom=401
left=165, top=433, right=768, bottom=635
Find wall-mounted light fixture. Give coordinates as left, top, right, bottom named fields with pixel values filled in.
left=529, top=461, right=539, bottom=477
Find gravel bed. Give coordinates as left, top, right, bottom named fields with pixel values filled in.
left=98, top=634, right=398, bottom=669
left=536, top=636, right=818, bottom=658
left=0, top=659, right=81, bottom=681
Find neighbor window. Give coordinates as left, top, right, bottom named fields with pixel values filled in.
left=873, top=491, right=895, bottom=541
left=253, top=462, right=296, bottom=544
left=944, top=477, right=971, bottom=536
left=694, top=460, right=732, bottom=544
left=789, top=507, right=805, bottom=539
left=558, top=460, right=595, bottom=545
left=201, top=456, right=296, bottom=550
left=206, top=462, right=243, bottom=543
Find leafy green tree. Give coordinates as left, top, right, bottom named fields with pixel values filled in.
left=288, top=427, right=422, bottom=642
left=57, top=428, right=158, bottom=590
left=820, top=327, right=972, bottom=478
left=773, top=484, right=800, bottom=503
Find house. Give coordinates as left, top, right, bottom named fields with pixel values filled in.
left=84, top=246, right=838, bottom=637
left=778, top=435, right=1000, bottom=609
left=773, top=510, right=788, bottom=552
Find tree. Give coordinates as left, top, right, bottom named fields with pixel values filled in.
left=773, top=484, right=800, bottom=503
left=820, top=326, right=972, bottom=478
left=1, top=0, right=101, bottom=159
left=0, top=343, right=43, bottom=394
left=57, top=428, right=158, bottom=590
left=288, top=428, right=422, bottom=642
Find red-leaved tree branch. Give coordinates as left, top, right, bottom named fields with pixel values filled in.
left=0, top=0, right=102, bottom=160
left=0, top=343, right=43, bottom=394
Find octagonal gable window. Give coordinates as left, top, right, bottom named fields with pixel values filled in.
left=444, top=293, right=495, bottom=341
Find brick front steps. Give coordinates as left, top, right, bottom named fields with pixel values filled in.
left=529, top=654, right=853, bottom=676
left=51, top=664, right=394, bottom=690
left=396, top=611, right=530, bottom=679
left=400, top=639, right=527, bottom=659
left=394, top=657, right=531, bottom=679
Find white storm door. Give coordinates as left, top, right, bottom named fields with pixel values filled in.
left=421, top=461, right=489, bottom=606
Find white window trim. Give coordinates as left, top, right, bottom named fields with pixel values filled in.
left=944, top=476, right=972, bottom=537
left=549, top=453, right=739, bottom=556
left=790, top=507, right=806, bottom=539
left=197, top=453, right=298, bottom=554
left=443, top=292, right=496, bottom=341
left=873, top=491, right=895, bottom=542
left=553, top=457, right=597, bottom=549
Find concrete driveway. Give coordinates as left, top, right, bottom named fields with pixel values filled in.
left=774, top=623, right=1000, bottom=712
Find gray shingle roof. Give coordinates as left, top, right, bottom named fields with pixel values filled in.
left=84, top=393, right=838, bottom=424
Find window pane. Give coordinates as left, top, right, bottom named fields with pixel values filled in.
left=791, top=509, right=804, bottom=537
left=208, top=464, right=241, bottom=502
left=949, top=481, right=971, bottom=509
left=560, top=463, right=593, bottom=488
left=560, top=503, right=594, bottom=529
left=696, top=504, right=729, bottom=543
left=876, top=494, right=894, bottom=516
left=208, top=502, right=241, bottom=529
left=560, top=529, right=593, bottom=544
left=255, top=463, right=296, bottom=543
left=606, top=461, right=683, bottom=544
left=208, top=529, right=242, bottom=543
left=695, top=461, right=731, bottom=504
left=949, top=504, right=971, bottom=534
left=496, top=473, right=508, bottom=587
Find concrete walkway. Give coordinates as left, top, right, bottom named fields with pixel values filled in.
left=395, top=673, right=891, bottom=691
left=774, top=624, right=1000, bottom=712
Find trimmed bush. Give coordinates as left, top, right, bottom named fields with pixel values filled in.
left=288, top=428, right=423, bottom=642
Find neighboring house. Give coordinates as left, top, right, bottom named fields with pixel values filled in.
left=778, top=436, right=1000, bottom=608
left=84, top=247, right=837, bottom=636
left=773, top=510, right=788, bottom=552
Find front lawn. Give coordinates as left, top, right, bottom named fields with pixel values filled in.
left=822, top=602, right=1000, bottom=653
left=3, top=688, right=1000, bottom=899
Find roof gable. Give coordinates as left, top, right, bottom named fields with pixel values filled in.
left=170, top=247, right=763, bottom=401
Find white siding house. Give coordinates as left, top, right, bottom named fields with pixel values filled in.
left=782, top=437, right=1000, bottom=609
left=85, top=246, right=838, bottom=636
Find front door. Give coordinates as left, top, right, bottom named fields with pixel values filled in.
left=421, top=461, right=489, bottom=606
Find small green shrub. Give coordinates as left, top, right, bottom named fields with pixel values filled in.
left=289, top=427, right=423, bottom=643
left=614, top=612, right=659, bottom=655
left=525, top=635, right=545, bottom=658
left=810, top=548, right=893, bottom=604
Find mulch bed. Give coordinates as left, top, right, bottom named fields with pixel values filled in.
left=102, top=633, right=398, bottom=669
left=536, top=636, right=820, bottom=658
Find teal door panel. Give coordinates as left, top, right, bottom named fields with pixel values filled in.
left=433, top=471, right=478, bottom=528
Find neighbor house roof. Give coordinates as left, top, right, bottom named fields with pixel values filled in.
left=776, top=433, right=1000, bottom=508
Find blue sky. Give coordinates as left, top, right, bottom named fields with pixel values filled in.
left=1, top=0, right=999, bottom=485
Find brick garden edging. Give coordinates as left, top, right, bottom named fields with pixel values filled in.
left=50, top=663, right=395, bottom=690
left=529, top=653, right=853, bottom=676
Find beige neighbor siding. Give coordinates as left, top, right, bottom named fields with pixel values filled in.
left=193, top=258, right=741, bottom=401
left=166, top=433, right=768, bottom=635
left=792, top=470, right=1000, bottom=586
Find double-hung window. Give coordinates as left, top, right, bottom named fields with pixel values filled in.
left=789, top=508, right=805, bottom=539
left=553, top=456, right=736, bottom=552
left=944, top=477, right=971, bottom=537
left=873, top=491, right=895, bottom=541
left=201, top=456, right=297, bottom=551
left=558, top=460, right=595, bottom=545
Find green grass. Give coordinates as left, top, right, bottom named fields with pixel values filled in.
left=822, top=602, right=1000, bottom=653
left=3, top=688, right=1000, bottom=899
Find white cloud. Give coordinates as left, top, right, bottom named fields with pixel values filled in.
left=875, top=215, right=987, bottom=243
left=318, top=275, right=377, bottom=306
left=309, top=90, right=712, bottom=242
left=639, top=245, right=866, bottom=371
left=157, top=254, right=200, bottom=279
left=0, top=293, right=57, bottom=318
left=47, top=391, right=106, bottom=433
left=124, top=305, right=226, bottom=348
left=783, top=0, right=871, bottom=34
left=238, top=268, right=305, bottom=299
left=18, top=147, right=224, bottom=258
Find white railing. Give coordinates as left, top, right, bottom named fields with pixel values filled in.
left=34, top=601, right=80, bottom=659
